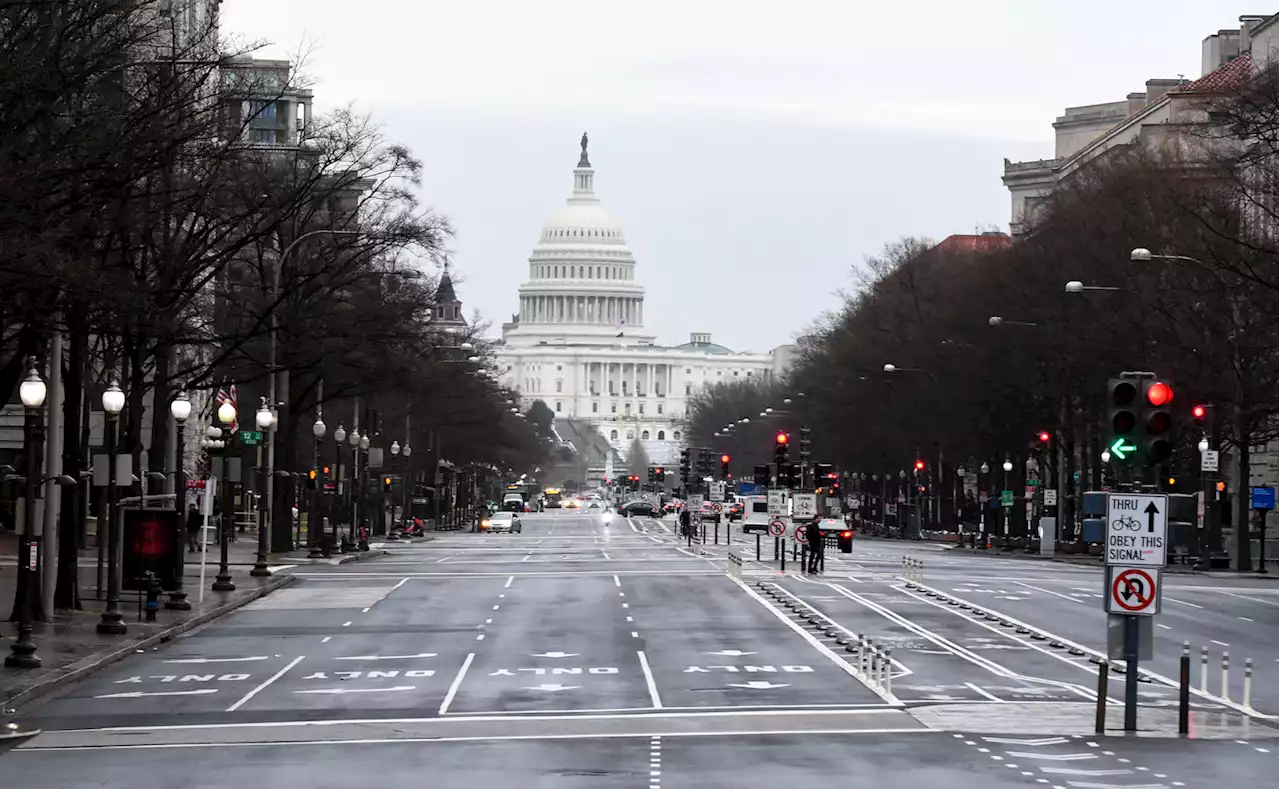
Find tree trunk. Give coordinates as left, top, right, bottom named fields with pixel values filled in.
left=54, top=315, right=87, bottom=610
left=149, top=340, right=172, bottom=490
left=1233, top=405, right=1253, bottom=571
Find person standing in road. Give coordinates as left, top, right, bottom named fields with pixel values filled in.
left=805, top=520, right=823, bottom=573
left=678, top=506, right=691, bottom=538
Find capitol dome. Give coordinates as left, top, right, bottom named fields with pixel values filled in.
left=503, top=133, right=653, bottom=347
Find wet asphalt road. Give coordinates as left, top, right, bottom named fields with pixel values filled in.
left=7, top=511, right=1277, bottom=787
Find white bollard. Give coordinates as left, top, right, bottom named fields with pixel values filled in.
left=857, top=632, right=866, bottom=673
left=881, top=648, right=893, bottom=692
left=918, top=560, right=925, bottom=583
left=1221, top=651, right=1230, bottom=701
left=863, top=637, right=875, bottom=676
left=869, top=648, right=881, bottom=688
left=1200, top=646, right=1209, bottom=693
left=1243, top=658, right=1253, bottom=709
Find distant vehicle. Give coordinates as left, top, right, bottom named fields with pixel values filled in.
left=502, top=493, right=526, bottom=513
left=726, top=501, right=744, bottom=521
left=544, top=488, right=563, bottom=508
left=740, top=495, right=770, bottom=534
left=585, top=500, right=603, bottom=510
left=481, top=511, right=522, bottom=534
left=817, top=518, right=854, bottom=552
left=619, top=500, right=657, bottom=517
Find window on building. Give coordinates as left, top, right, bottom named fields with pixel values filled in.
left=685, top=368, right=691, bottom=374
left=657, top=430, right=665, bottom=440
left=673, top=430, right=682, bottom=441
left=639, top=404, right=645, bottom=414
left=641, top=430, right=650, bottom=440
left=733, top=371, right=739, bottom=377
left=556, top=365, right=562, bottom=371
left=685, top=384, right=692, bottom=396
left=657, top=404, right=663, bottom=415
left=555, top=401, right=562, bottom=412
left=556, top=381, right=562, bottom=393
left=626, top=430, right=635, bottom=440
left=609, top=430, right=618, bottom=441
left=592, top=402, right=598, bottom=413
left=611, top=403, right=617, bottom=413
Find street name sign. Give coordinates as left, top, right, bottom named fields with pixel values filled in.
left=1106, top=566, right=1160, bottom=616
left=791, top=493, right=817, bottom=520
left=1000, top=490, right=1014, bottom=507
left=1105, top=493, right=1168, bottom=567
left=766, top=489, right=787, bottom=516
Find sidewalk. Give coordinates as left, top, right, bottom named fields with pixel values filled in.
left=0, top=527, right=397, bottom=713
left=943, top=543, right=1275, bottom=580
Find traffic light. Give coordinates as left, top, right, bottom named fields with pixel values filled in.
left=914, top=459, right=925, bottom=472
left=382, top=476, right=392, bottom=492
left=814, top=462, right=833, bottom=481
left=307, top=468, right=318, bottom=490
left=1107, top=377, right=1140, bottom=464
left=777, top=462, right=798, bottom=489
left=720, top=454, right=730, bottom=476
left=1192, top=404, right=1207, bottom=424
left=753, top=464, right=769, bottom=485
left=774, top=432, right=790, bottom=462
left=654, top=466, right=664, bottom=483
left=1141, top=379, right=1174, bottom=464
left=799, top=427, right=812, bottom=460
left=321, top=465, right=331, bottom=481
left=1037, top=431, right=1051, bottom=445
left=679, top=449, right=691, bottom=484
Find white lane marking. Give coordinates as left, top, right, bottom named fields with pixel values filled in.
left=614, top=575, right=622, bottom=588
left=505, top=576, right=514, bottom=588
left=24, top=727, right=934, bottom=751
left=361, top=607, right=371, bottom=613
left=627, top=616, right=634, bottom=622
left=226, top=656, right=305, bottom=712
left=1211, top=640, right=1229, bottom=647
left=485, top=618, right=493, bottom=624
left=1215, top=589, right=1280, bottom=606
left=334, top=653, right=437, bottom=661
left=436, top=557, right=450, bottom=563
left=499, top=594, right=505, bottom=598
left=521, top=555, right=531, bottom=562
left=1239, top=617, right=1254, bottom=622
left=632, top=631, right=640, bottom=638
left=622, top=603, right=629, bottom=609
left=476, top=634, right=485, bottom=641
left=492, top=604, right=500, bottom=610
left=439, top=653, right=475, bottom=715
left=1013, top=581, right=1083, bottom=604
left=94, top=689, right=219, bottom=699
left=163, top=656, right=270, bottom=664
left=341, top=622, right=352, bottom=628
left=389, top=578, right=409, bottom=592
left=734, top=578, right=900, bottom=705
left=1156, top=624, right=1172, bottom=630
left=602, top=551, right=612, bottom=560
left=638, top=651, right=663, bottom=708
left=629, top=519, right=641, bottom=533
left=321, top=636, right=331, bottom=643
left=1165, top=597, right=1204, bottom=609
left=964, top=682, right=1005, bottom=702
left=619, top=592, right=626, bottom=597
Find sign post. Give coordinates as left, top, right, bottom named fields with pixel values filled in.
left=1105, top=491, right=1169, bottom=731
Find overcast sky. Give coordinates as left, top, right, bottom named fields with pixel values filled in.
left=222, top=1, right=1245, bottom=352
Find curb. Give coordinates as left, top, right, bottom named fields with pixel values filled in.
left=944, top=546, right=1272, bottom=579
left=1, top=573, right=297, bottom=714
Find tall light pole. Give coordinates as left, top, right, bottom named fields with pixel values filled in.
left=308, top=414, right=327, bottom=558
left=251, top=400, right=274, bottom=577
left=97, top=380, right=127, bottom=634
left=6, top=363, right=46, bottom=667
left=166, top=391, right=192, bottom=610
left=213, top=399, right=238, bottom=591
left=333, top=424, right=346, bottom=553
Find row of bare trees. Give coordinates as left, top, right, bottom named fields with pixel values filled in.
left=687, top=64, right=1277, bottom=563
left=2, top=2, right=547, bottom=612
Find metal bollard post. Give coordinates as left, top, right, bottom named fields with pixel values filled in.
left=1200, top=646, right=1209, bottom=693
left=1178, top=642, right=1190, bottom=735
left=1243, top=658, right=1253, bottom=709
left=756, top=533, right=761, bottom=562
left=1221, top=651, right=1230, bottom=701
left=1095, top=661, right=1109, bottom=735
left=714, top=522, right=719, bottom=545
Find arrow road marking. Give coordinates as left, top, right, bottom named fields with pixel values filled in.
left=164, top=656, right=271, bottom=664
left=333, top=653, right=438, bottom=661
left=728, top=681, right=790, bottom=689
left=706, top=650, right=758, bottom=657
left=1039, top=768, right=1134, bottom=776
left=295, top=686, right=417, bottom=695
left=983, top=736, right=1070, bottom=746
left=95, top=689, right=219, bottom=699
left=1007, top=752, right=1096, bottom=761
left=531, top=652, right=580, bottom=659
left=525, top=683, right=580, bottom=692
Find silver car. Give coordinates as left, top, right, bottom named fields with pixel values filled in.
left=483, top=511, right=522, bottom=534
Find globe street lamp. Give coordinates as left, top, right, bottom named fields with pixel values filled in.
left=6, top=364, right=46, bottom=667
left=212, top=400, right=237, bottom=592
left=331, top=425, right=346, bottom=553
left=1197, top=437, right=1210, bottom=453
left=97, top=380, right=127, bottom=634
left=166, top=391, right=193, bottom=611
left=306, top=415, right=328, bottom=559
left=390, top=441, right=401, bottom=456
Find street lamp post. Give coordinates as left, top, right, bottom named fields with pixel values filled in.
left=307, top=415, right=327, bottom=559
left=333, top=424, right=346, bottom=553
left=346, top=427, right=361, bottom=551
left=97, top=381, right=127, bottom=634
left=251, top=401, right=273, bottom=577
left=6, top=364, right=46, bottom=667
left=213, top=400, right=237, bottom=591
left=166, top=391, right=192, bottom=610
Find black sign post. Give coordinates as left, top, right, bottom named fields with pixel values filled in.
left=122, top=509, right=180, bottom=592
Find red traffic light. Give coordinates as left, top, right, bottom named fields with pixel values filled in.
left=1192, top=404, right=1207, bottom=421
left=720, top=454, right=730, bottom=464
left=775, top=432, right=789, bottom=445
left=914, top=460, right=925, bottom=471
left=1146, top=381, right=1173, bottom=407
left=654, top=467, right=663, bottom=474
left=1038, top=431, right=1051, bottom=443
left=308, top=469, right=318, bottom=480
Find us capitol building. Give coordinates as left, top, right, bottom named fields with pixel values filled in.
left=495, top=134, right=794, bottom=464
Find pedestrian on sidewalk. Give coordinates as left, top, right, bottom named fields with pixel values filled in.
left=185, top=503, right=202, bottom=552
left=678, top=507, right=691, bottom=538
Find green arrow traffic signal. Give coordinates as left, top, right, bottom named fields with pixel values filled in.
left=1109, top=437, right=1137, bottom=460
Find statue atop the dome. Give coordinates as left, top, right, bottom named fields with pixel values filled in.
left=578, top=131, right=590, bottom=168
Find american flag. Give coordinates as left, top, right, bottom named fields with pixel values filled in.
left=215, top=383, right=239, bottom=434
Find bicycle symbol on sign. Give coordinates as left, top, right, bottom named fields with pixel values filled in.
left=1112, top=515, right=1141, bottom=532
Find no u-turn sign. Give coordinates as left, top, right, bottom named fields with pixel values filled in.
left=1106, top=566, right=1161, bottom=616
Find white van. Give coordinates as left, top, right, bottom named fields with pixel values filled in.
left=741, top=495, right=771, bottom=534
